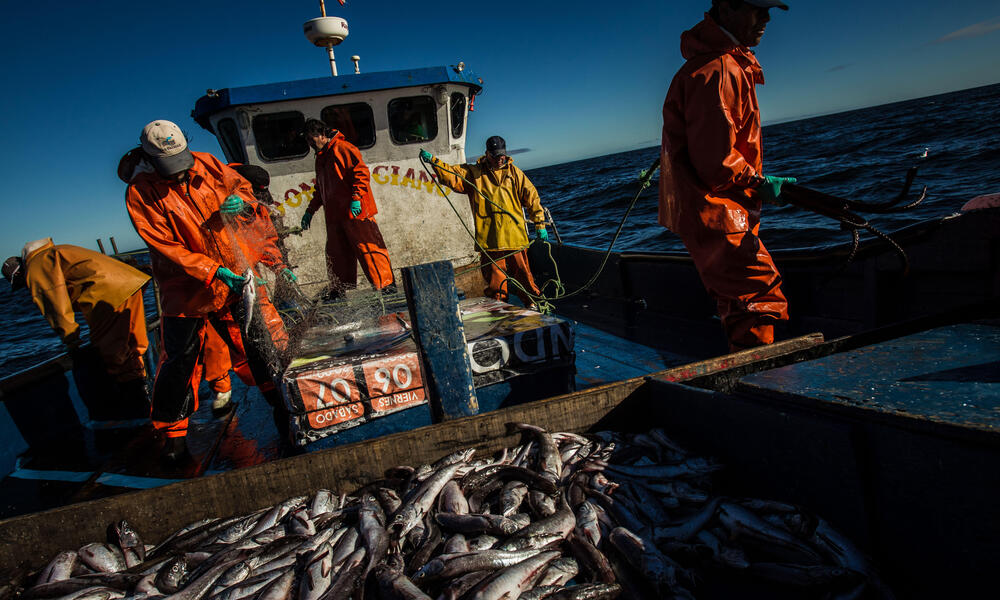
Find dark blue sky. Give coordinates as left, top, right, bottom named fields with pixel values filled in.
left=1, top=0, right=998, bottom=257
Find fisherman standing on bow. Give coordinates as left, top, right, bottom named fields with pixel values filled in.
left=659, top=0, right=797, bottom=351
left=124, top=120, right=291, bottom=462
left=299, top=119, right=397, bottom=300
left=421, top=136, right=549, bottom=309
left=3, top=241, right=151, bottom=421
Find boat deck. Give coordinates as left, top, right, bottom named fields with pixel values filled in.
left=739, top=321, right=1000, bottom=432
left=0, top=310, right=696, bottom=520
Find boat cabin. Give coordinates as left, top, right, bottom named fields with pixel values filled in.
left=191, top=65, right=484, bottom=289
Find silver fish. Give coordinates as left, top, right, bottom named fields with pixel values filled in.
left=411, top=548, right=546, bottom=584
left=77, top=544, right=125, bottom=574
left=297, top=545, right=333, bottom=600
left=536, top=556, right=578, bottom=587
left=241, top=269, right=255, bottom=336
left=464, top=550, right=560, bottom=600
left=38, top=551, right=78, bottom=585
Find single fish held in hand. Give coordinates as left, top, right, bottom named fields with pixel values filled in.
left=242, top=268, right=255, bottom=336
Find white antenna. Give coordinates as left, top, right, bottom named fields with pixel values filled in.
left=304, top=0, right=349, bottom=77
left=351, top=55, right=361, bottom=74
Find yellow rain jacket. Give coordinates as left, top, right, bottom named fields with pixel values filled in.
left=22, top=239, right=150, bottom=343
left=430, top=156, right=545, bottom=251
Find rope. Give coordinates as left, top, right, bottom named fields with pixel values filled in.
left=421, top=156, right=660, bottom=314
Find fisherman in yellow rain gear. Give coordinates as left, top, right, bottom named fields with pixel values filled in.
left=421, top=136, right=548, bottom=309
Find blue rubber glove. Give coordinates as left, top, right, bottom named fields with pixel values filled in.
left=536, top=226, right=549, bottom=242
left=301, top=211, right=314, bottom=231
left=220, top=195, right=245, bottom=215
left=755, top=175, right=797, bottom=207
left=350, top=200, right=362, bottom=217
left=419, top=149, right=433, bottom=163
left=281, top=268, right=298, bottom=283
left=215, top=267, right=248, bottom=292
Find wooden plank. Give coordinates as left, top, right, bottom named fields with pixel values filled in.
left=655, top=333, right=825, bottom=384
left=402, top=261, right=478, bottom=421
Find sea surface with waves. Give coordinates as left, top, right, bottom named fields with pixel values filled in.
left=530, top=82, right=1000, bottom=253
left=2, top=83, right=998, bottom=379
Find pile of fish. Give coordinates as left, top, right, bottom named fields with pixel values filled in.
left=22, top=424, right=893, bottom=600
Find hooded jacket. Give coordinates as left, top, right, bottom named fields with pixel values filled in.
left=429, top=155, right=544, bottom=251
left=308, top=132, right=378, bottom=222
left=659, top=15, right=765, bottom=232
left=21, top=238, right=149, bottom=343
left=126, top=151, right=263, bottom=317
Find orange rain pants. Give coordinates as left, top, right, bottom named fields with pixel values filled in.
left=660, top=15, right=789, bottom=351
left=675, top=211, right=788, bottom=350
left=198, top=326, right=232, bottom=395
left=481, top=249, right=539, bottom=307
left=325, top=218, right=395, bottom=291
left=89, top=291, right=150, bottom=382
left=152, top=286, right=288, bottom=439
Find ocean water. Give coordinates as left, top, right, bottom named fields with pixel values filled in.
left=2, top=83, right=998, bottom=379
left=529, top=82, right=1000, bottom=253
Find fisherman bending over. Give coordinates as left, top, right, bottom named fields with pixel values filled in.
left=659, top=0, right=796, bottom=350
left=300, top=119, right=397, bottom=300
left=3, top=240, right=151, bottom=421
left=421, top=136, right=548, bottom=309
left=124, top=120, right=291, bottom=462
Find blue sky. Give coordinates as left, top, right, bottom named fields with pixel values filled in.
left=0, top=0, right=998, bottom=258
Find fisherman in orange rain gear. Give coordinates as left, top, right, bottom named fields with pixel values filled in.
left=300, top=119, right=397, bottom=300
left=3, top=240, right=151, bottom=420
left=124, top=120, right=291, bottom=462
left=659, top=0, right=796, bottom=351
left=421, top=136, right=549, bottom=308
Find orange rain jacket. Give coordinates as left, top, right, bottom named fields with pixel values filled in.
left=659, top=14, right=765, bottom=232
left=659, top=15, right=789, bottom=349
left=308, top=132, right=378, bottom=222
left=126, top=152, right=268, bottom=317
left=21, top=238, right=150, bottom=343
left=430, top=156, right=544, bottom=252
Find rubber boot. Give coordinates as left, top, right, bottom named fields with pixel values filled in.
left=162, top=435, right=189, bottom=463
left=211, top=390, right=234, bottom=417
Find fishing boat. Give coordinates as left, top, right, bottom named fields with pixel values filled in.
left=1, top=4, right=998, bottom=598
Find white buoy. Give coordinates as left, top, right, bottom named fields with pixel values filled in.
left=304, top=1, right=349, bottom=77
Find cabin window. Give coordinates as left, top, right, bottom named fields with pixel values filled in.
left=252, top=111, right=310, bottom=161
left=388, top=96, right=438, bottom=144
left=216, top=118, right=247, bottom=164
left=450, top=93, right=466, bottom=138
left=321, top=103, right=376, bottom=149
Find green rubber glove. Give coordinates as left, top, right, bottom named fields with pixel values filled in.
left=220, top=195, right=245, bottom=215
left=300, top=211, right=314, bottom=231
left=281, top=268, right=298, bottom=283
left=536, top=226, right=549, bottom=242
left=419, top=149, right=433, bottom=163
left=755, top=175, right=797, bottom=207
left=215, top=267, right=248, bottom=292
left=349, top=200, right=362, bottom=217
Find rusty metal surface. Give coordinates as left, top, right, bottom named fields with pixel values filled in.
left=739, top=323, right=1000, bottom=431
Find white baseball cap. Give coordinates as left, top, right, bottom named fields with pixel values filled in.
left=140, top=120, right=195, bottom=176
